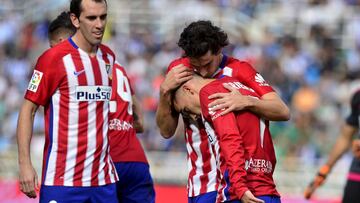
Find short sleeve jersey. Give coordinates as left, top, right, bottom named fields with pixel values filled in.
left=200, top=76, right=279, bottom=201
left=108, top=62, right=148, bottom=163
left=167, top=55, right=275, bottom=197
left=25, top=39, right=118, bottom=187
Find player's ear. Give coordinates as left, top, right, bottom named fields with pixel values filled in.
left=70, top=13, right=80, bottom=29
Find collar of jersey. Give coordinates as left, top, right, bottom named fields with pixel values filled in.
left=68, top=37, right=79, bottom=49
left=211, top=54, right=228, bottom=78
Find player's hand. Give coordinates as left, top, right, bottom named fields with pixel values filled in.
left=208, top=83, right=252, bottom=116
left=160, top=64, right=193, bottom=94
left=304, top=165, right=330, bottom=199
left=19, top=163, right=39, bottom=198
left=352, top=139, right=360, bottom=159
left=241, top=190, right=265, bottom=203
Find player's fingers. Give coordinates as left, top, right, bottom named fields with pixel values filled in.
left=219, top=107, right=233, bottom=116
left=223, top=83, right=238, bottom=92
left=176, top=71, right=193, bottom=79
left=177, top=75, right=193, bottom=84
left=34, top=174, right=39, bottom=191
left=208, top=92, right=227, bottom=100
left=209, top=101, right=227, bottom=111
left=304, top=185, right=314, bottom=199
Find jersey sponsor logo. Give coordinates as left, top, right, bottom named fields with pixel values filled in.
left=109, top=118, right=133, bottom=131
left=245, top=158, right=273, bottom=173
left=75, top=86, right=111, bottom=101
left=255, top=73, right=270, bottom=86
left=73, top=69, right=85, bottom=76
left=225, top=82, right=255, bottom=92
left=27, top=70, right=43, bottom=92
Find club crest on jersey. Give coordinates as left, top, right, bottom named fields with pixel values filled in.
left=76, top=86, right=111, bottom=101
left=27, top=70, right=43, bottom=92
left=255, top=73, right=270, bottom=86
left=106, top=63, right=112, bottom=79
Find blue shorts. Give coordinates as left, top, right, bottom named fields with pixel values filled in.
left=188, top=191, right=217, bottom=203
left=39, top=183, right=117, bottom=203
left=114, top=162, right=155, bottom=203
left=257, top=195, right=281, bottom=203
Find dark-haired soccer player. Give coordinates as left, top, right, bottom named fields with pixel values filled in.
left=172, top=74, right=280, bottom=203
left=156, top=20, right=289, bottom=202
left=46, top=7, right=156, bottom=203
left=48, top=11, right=76, bottom=47
left=17, top=0, right=119, bottom=202
left=305, top=90, right=360, bottom=202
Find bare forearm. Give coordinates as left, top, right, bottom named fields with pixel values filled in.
left=17, top=101, right=37, bottom=165
left=247, top=94, right=290, bottom=121
left=325, top=124, right=357, bottom=168
left=155, top=92, right=179, bottom=138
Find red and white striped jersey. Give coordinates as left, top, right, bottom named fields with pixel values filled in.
left=167, top=56, right=274, bottom=197
left=200, top=77, right=279, bottom=202
left=25, top=39, right=118, bottom=187
left=108, top=62, right=148, bottom=163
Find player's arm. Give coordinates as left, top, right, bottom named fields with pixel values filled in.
left=209, top=85, right=289, bottom=121
left=17, top=99, right=40, bottom=198
left=200, top=90, right=263, bottom=203
left=132, top=95, right=144, bottom=133
left=304, top=123, right=357, bottom=199
left=305, top=91, right=360, bottom=199
left=209, top=111, right=263, bottom=203
left=208, top=62, right=289, bottom=121
left=156, top=64, right=192, bottom=138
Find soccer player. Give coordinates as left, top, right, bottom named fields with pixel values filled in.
left=48, top=9, right=155, bottom=203
left=48, top=11, right=76, bottom=47
left=156, top=20, right=289, bottom=202
left=109, top=61, right=156, bottom=203
left=304, top=90, right=360, bottom=202
left=172, top=74, right=280, bottom=203
left=16, top=0, right=119, bottom=202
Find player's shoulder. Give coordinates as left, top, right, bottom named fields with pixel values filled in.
left=114, top=61, right=126, bottom=71
left=99, top=44, right=115, bottom=57
left=226, top=56, right=254, bottom=70
left=38, top=40, right=72, bottom=63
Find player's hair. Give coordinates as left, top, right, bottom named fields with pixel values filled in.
left=48, top=11, right=76, bottom=39
left=70, top=0, right=107, bottom=18
left=178, top=20, right=229, bottom=58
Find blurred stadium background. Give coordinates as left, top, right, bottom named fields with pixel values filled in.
left=1, top=0, right=360, bottom=202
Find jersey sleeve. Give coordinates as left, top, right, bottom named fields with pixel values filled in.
left=346, top=91, right=360, bottom=127
left=232, top=61, right=274, bottom=97
left=200, top=86, right=249, bottom=199
left=166, top=57, right=191, bottom=73
left=24, top=51, right=65, bottom=106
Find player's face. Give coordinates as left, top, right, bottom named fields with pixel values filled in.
left=173, top=88, right=201, bottom=119
left=189, top=51, right=222, bottom=78
left=76, top=0, right=107, bottom=46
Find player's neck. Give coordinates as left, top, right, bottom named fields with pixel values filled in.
left=71, top=32, right=98, bottom=56
left=196, top=78, right=214, bottom=92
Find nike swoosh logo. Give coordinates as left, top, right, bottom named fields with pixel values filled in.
left=73, top=69, right=85, bottom=76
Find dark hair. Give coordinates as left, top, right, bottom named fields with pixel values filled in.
left=48, top=11, right=76, bottom=37
left=70, top=0, right=107, bottom=18
left=178, top=20, right=229, bottom=58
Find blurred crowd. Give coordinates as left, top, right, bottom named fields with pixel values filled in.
left=1, top=0, right=360, bottom=166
